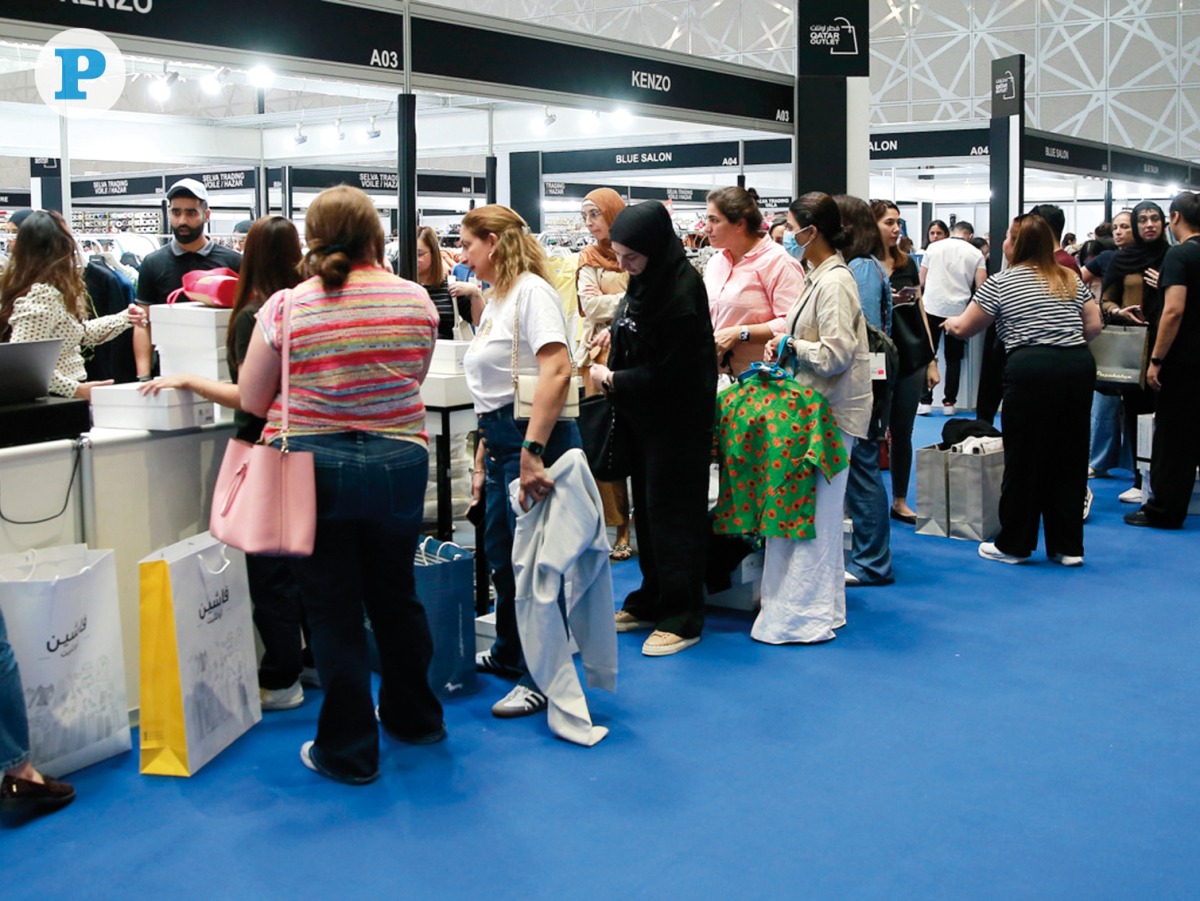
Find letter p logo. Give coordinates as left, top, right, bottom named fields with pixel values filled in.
left=54, top=48, right=107, bottom=100
left=36, top=29, right=125, bottom=116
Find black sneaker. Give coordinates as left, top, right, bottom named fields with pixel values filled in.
left=475, top=651, right=523, bottom=679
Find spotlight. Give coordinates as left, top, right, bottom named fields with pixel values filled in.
left=365, top=115, right=381, bottom=140
left=543, top=107, right=557, bottom=128
left=248, top=65, right=275, bottom=88
left=148, top=69, right=178, bottom=102
left=327, top=118, right=345, bottom=144
left=200, top=66, right=230, bottom=95
left=294, top=122, right=308, bottom=146
left=611, top=107, right=632, bottom=127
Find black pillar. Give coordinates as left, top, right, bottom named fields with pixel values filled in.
left=509, top=151, right=541, bottom=232
left=795, top=78, right=847, bottom=196
left=989, top=55, right=1026, bottom=274
left=485, top=155, right=498, bottom=205
left=396, top=93, right=418, bottom=281
left=282, top=165, right=293, bottom=220
left=1104, top=179, right=1114, bottom=224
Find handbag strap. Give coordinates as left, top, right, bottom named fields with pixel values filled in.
left=280, top=290, right=293, bottom=449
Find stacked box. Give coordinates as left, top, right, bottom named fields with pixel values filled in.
left=91, top=384, right=215, bottom=431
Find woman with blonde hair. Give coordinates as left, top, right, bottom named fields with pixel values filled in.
left=945, top=214, right=1101, bottom=566
left=0, top=210, right=146, bottom=398
left=576, top=187, right=633, bottom=560
left=460, top=204, right=581, bottom=718
left=239, top=186, right=444, bottom=784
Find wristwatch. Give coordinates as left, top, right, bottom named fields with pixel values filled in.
left=739, top=327, right=751, bottom=343
left=1150, top=356, right=1165, bottom=366
left=521, top=439, right=545, bottom=456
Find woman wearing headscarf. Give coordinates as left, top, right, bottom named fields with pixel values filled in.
left=587, top=201, right=716, bottom=656
left=576, top=188, right=633, bottom=560
left=1100, top=200, right=1170, bottom=504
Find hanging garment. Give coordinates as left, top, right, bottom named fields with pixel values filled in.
left=509, top=448, right=617, bottom=747
left=713, top=365, right=849, bottom=540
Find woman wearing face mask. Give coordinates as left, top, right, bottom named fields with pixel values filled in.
left=1100, top=200, right=1171, bottom=504
left=588, top=201, right=716, bottom=656
left=703, top=186, right=805, bottom=376
left=871, top=199, right=938, bottom=524
left=576, top=188, right=634, bottom=561
left=759, top=193, right=872, bottom=644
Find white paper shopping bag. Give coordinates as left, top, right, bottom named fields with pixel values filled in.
left=0, top=545, right=132, bottom=778
left=139, top=533, right=261, bottom=777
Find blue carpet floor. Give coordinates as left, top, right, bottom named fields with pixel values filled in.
left=4, top=416, right=1199, bottom=899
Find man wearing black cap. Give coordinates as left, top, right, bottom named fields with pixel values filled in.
left=134, top=178, right=241, bottom=376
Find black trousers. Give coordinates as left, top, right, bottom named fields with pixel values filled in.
left=922, top=314, right=965, bottom=406
left=1144, top=363, right=1200, bottom=527
left=995, top=344, right=1096, bottom=558
left=622, top=427, right=710, bottom=638
left=245, top=553, right=307, bottom=690
left=975, top=323, right=1006, bottom=425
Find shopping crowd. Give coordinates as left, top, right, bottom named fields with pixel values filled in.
left=2, top=182, right=1199, bottom=801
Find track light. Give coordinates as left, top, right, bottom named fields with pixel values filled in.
left=611, top=107, right=632, bottom=127
left=200, top=66, right=230, bottom=95
left=248, top=65, right=275, bottom=88
left=148, top=68, right=178, bottom=102
left=327, top=118, right=345, bottom=144
left=544, top=108, right=557, bottom=128
left=294, top=122, right=308, bottom=146
left=365, top=115, right=381, bottom=140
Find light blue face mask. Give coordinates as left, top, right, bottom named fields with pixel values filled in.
left=782, top=227, right=810, bottom=260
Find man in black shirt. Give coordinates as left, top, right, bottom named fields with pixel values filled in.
left=135, top=178, right=242, bottom=375
left=1126, top=191, right=1200, bottom=529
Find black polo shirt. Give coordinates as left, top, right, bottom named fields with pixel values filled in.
left=136, top=239, right=242, bottom=305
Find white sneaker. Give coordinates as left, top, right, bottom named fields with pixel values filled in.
left=916, top=403, right=933, bottom=416
left=978, top=541, right=1026, bottom=564
left=844, top=570, right=861, bottom=586
left=1083, top=487, right=1094, bottom=522
left=942, top=403, right=956, bottom=416
left=1119, top=486, right=1143, bottom=504
left=260, top=681, right=304, bottom=711
left=491, top=684, right=547, bottom=719
left=1049, top=553, right=1084, bottom=567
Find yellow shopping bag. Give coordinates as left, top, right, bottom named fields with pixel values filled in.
left=138, top=533, right=260, bottom=777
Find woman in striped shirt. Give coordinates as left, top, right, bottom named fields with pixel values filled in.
left=944, top=214, right=1102, bottom=567
left=240, top=185, right=444, bottom=785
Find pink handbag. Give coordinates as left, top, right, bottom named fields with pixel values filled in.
left=209, top=292, right=316, bottom=556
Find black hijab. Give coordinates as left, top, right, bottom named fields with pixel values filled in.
left=609, top=201, right=705, bottom=324
left=1102, top=200, right=1170, bottom=298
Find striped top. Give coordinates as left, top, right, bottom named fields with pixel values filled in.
left=257, top=266, right=438, bottom=443
left=973, top=265, right=1092, bottom=351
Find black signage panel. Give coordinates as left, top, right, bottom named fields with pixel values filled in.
left=743, top=138, right=791, bottom=167
left=1109, top=150, right=1190, bottom=186
left=542, top=142, right=741, bottom=175
left=418, top=174, right=478, bottom=196
left=543, top=182, right=614, bottom=200
left=1189, top=167, right=1200, bottom=191
left=0, top=0, right=403, bottom=73
left=72, top=175, right=164, bottom=200
left=30, top=158, right=61, bottom=178
left=413, top=18, right=792, bottom=125
left=1023, top=133, right=1108, bottom=175
left=757, top=196, right=792, bottom=209
left=868, top=129, right=990, bottom=160
left=289, top=168, right=398, bottom=193
left=472, top=176, right=489, bottom=195
left=991, top=56, right=1024, bottom=118
left=796, top=0, right=869, bottom=78
left=176, top=169, right=257, bottom=192
left=0, top=191, right=32, bottom=207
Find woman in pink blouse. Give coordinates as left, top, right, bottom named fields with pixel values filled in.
left=703, top=187, right=805, bottom=375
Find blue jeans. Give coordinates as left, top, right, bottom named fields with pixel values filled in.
left=1089, top=391, right=1124, bottom=474
left=0, top=607, right=31, bottom=772
left=284, top=432, right=443, bottom=781
left=477, top=405, right=581, bottom=671
left=844, top=436, right=894, bottom=584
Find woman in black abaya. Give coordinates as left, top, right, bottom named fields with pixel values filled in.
left=587, top=202, right=716, bottom=657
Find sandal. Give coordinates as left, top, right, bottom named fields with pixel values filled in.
left=609, top=543, right=634, bottom=561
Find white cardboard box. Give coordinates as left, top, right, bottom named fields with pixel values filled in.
left=91, top=384, right=215, bottom=431
left=430, top=340, right=471, bottom=375
left=475, top=611, right=496, bottom=655
left=149, top=301, right=232, bottom=349
left=159, top=345, right=231, bottom=382
left=421, top=373, right=474, bottom=408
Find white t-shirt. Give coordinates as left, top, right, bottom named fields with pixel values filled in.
left=920, top=237, right=986, bottom=318
left=463, top=272, right=570, bottom=413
